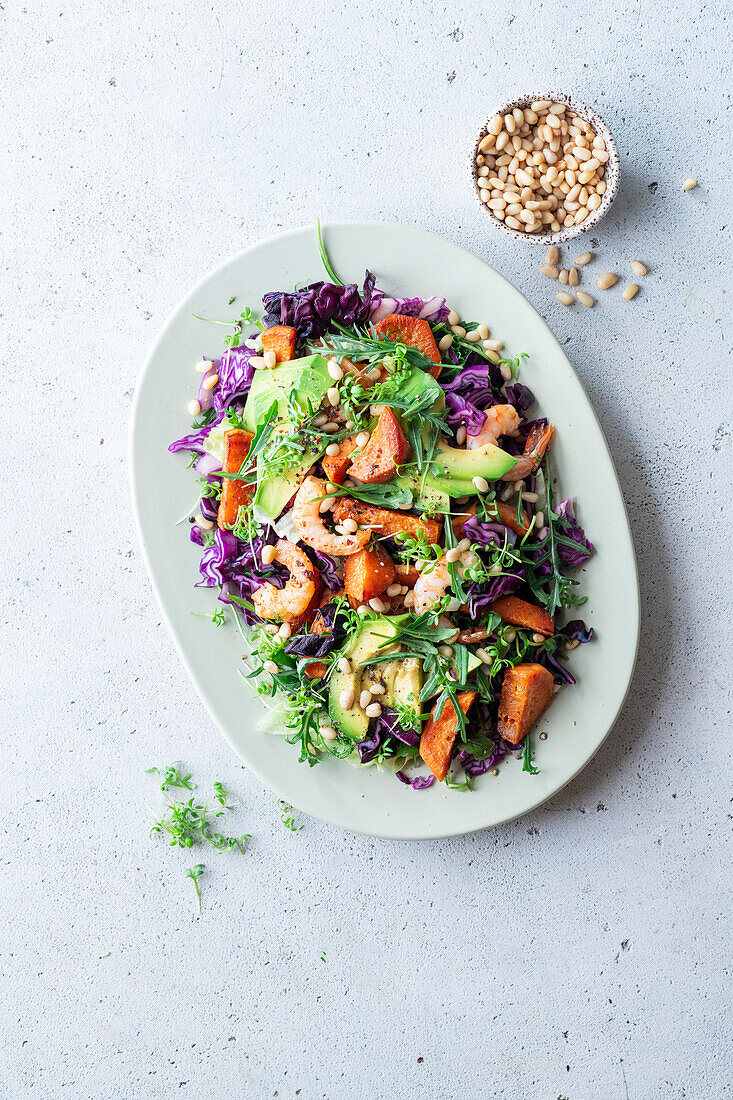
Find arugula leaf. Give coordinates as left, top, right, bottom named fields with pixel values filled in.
left=316, top=219, right=344, bottom=286
left=522, top=733, right=540, bottom=775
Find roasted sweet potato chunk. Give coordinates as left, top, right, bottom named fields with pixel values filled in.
left=343, top=544, right=395, bottom=607
left=348, top=408, right=410, bottom=484
left=420, top=691, right=477, bottom=781
left=217, top=429, right=254, bottom=529
left=497, top=663, right=554, bottom=744
left=490, top=595, right=554, bottom=636
left=374, top=313, right=441, bottom=364
left=321, top=435, right=359, bottom=485
left=260, top=325, right=297, bottom=363
left=331, top=498, right=442, bottom=544
left=395, top=562, right=419, bottom=587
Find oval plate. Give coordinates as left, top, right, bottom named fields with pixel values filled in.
left=130, top=222, right=639, bottom=840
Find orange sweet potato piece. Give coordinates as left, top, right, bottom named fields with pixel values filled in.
left=343, top=544, right=395, bottom=608
left=260, top=325, right=297, bottom=363
left=347, top=408, right=410, bottom=484
left=490, top=595, right=554, bottom=636
left=420, top=691, right=477, bottom=781
left=497, top=663, right=554, bottom=744
left=321, top=435, right=359, bottom=485
left=217, top=429, right=254, bottom=529
left=331, top=498, right=442, bottom=544
left=395, top=562, right=419, bottom=587
left=374, top=313, right=441, bottom=364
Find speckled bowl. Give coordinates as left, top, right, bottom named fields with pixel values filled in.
left=470, top=93, right=619, bottom=245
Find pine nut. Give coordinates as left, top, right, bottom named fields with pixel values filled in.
left=540, top=265, right=559, bottom=279
left=327, top=360, right=343, bottom=381
left=278, top=622, right=292, bottom=640
left=261, top=544, right=277, bottom=564
left=622, top=284, right=639, bottom=300
left=535, top=511, right=545, bottom=528
left=250, top=356, right=266, bottom=370
left=438, top=645, right=455, bottom=659
left=194, top=513, right=213, bottom=531
left=455, top=425, right=467, bottom=445
left=478, top=134, right=494, bottom=152
left=475, top=648, right=492, bottom=666
left=343, top=518, right=358, bottom=534
left=338, top=689, right=354, bottom=710
left=325, top=443, right=341, bottom=457
left=531, top=632, right=546, bottom=644
left=438, top=334, right=453, bottom=352
left=488, top=115, right=503, bottom=135
left=263, top=660, right=278, bottom=675
left=202, top=372, right=219, bottom=390
left=558, top=269, right=569, bottom=284
left=447, top=309, right=460, bottom=326
left=568, top=267, right=579, bottom=286
left=682, top=178, right=698, bottom=190
left=263, top=351, right=277, bottom=369
left=556, top=291, right=574, bottom=306
left=522, top=491, right=539, bottom=503
left=368, top=597, right=386, bottom=613
left=631, top=260, right=648, bottom=277
left=369, top=682, right=385, bottom=695
left=319, top=495, right=336, bottom=514
left=505, top=216, right=522, bottom=230
left=483, top=338, right=503, bottom=350
left=359, top=689, right=372, bottom=708
left=322, top=421, right=340, bottom=433
left=327, top=386, right=340, bottom=405
left=356, top=431, right=370, bottom=448
left=446, top=547, right=461, bottom=563
left=565, top=637, right=581, bottom=651
left=472, top=476, right=489, bottom=492
left=465, top=329, right=482, bottom=342
left=597, top=273, right=618, bottom=290
left=386, top=584, right=402, bottom=597
left=187, top=399, right=201, bottom=416
left=365, top=703, right=382, bottom=719
left=576, top=291, right=595, bottom=307
left=451, top=325, right=467, bottom=336
left=499, top=363, right=512, bottom=381
left=313, top=414, right=328, bottom=427
left=477, top=323, right=490, bottom=339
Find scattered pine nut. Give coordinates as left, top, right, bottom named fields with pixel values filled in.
left=631, top=260, right=648, bottom=277
left=438, top=333, right=454, bottom=351
left=365, top=703, right=382, bottom=719
left=327, top=386, right=340, bottom=405
left=263, top=351, right=277, bottom=369
left=558, top=269, right=569, bottom=285
left=261, top=544, right=277, bottom=564
left=545, top=246, right=560, bottom=266
left=327, top=360, right=344, bottom=381
left=622, top=284, right=639, bottom=300
left=682, top=178, right=698, bottom=191
left=187, top=399, right=201, bottom=416
left=574, top=252, right=592, bottom=265
left=194, top=513, right=213, bottom=531
left=446, top=309, right=460, bottom=326
left=202, top=372, right=219, bottom=390
left=597, top=273, right=618, bottom=290
left=325, top=443, right=341, bottom=457
left=338, top=690, right=354, bottom=710
left=568, top=267, right=579, bottom=286
left=499, top=363, right=512, bottom=381
left=556, top=291, right=574, bottom=305
left=472, top=475, right=490, bottom=492
left=576, top=291, right=595, bottom=307
left=539, top=265, right=559, bottom=279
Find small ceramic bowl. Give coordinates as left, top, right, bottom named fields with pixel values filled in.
left=470, top=92, right=619, bottom=245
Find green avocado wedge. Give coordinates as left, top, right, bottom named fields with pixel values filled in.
left=242, top=354, right=332, bottom=519
left=328, top=616, right=422, bottom=741
left=429, top=439, right=517, bottom=491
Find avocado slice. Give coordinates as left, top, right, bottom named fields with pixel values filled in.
left=242, top=354, right=332, bottom=519
left=393, top=472, right=448, bottom=515
left=329, top=616, right=419, bottom=740
left=427, top=440, right=517, bottom=493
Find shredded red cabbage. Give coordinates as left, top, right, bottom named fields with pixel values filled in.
left=213, top=345, right=257, bottom=414
left=462, top=517, right=517, bottom=548
left=169, top=409, right=226, bottom=455
left=445, top=392, right=487, bottom=436
left=262, top=272, right=376, bottom=339
left=395, top=771, right=435, bottom=790
left=555, top=499, right=593, bottom=567
left=465, top=570, right=524, bottom=616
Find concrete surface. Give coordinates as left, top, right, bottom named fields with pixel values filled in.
left=1, top=1, right=731, bottom=1097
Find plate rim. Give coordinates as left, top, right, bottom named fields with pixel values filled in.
left=129, top=219, right=641, bottom=840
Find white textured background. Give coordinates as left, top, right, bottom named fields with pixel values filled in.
left=2, top=1, right=731, bottom=1097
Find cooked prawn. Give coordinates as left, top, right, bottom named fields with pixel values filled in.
left=412, top=559, right=451, bottom=615
left=252, top=540, right=319, bottom=623
left=466, top=404, right=522, bottom=450
left=291, top=476, right=370, bottom=557
left=466, top=404, right=555, bottom=481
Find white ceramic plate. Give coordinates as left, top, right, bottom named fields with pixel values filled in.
left=130, top=222, right=639, bottom=840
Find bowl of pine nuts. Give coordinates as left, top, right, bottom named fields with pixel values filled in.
left=471, top=93, right=619, bottom=243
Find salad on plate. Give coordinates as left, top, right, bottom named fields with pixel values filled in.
left=169, top=227, right=593, bottom=790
